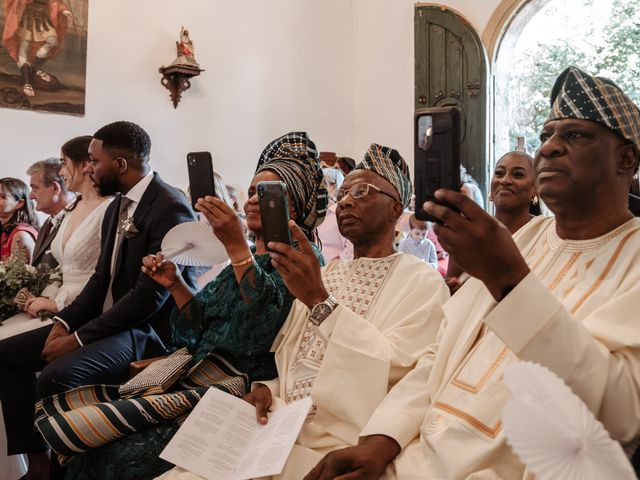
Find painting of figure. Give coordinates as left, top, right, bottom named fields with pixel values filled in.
left=0, top=0, right=88, bottom=115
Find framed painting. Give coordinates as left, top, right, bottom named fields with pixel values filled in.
left=0, top=0, right=88, bottom=116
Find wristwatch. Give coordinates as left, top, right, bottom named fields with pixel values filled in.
left=309, top=294, right=339, bottom=326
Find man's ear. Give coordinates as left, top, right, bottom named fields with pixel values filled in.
left=619, top=144, right=639, bottom=176
left=115, top=157, right=128, bottom=174
left=391, top=201, right=404, bottom=223
left=51, top=181, right=62, bottom=195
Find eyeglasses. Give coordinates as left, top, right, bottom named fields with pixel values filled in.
left=336, top=182, right=398, bottom=202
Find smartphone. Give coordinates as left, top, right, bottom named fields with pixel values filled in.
left=257, top=181, right=292, bottom=250
left=187, top=151, right=216, bottom=210
left=414, top=106, right=462, bottom=222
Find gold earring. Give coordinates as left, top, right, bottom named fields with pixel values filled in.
left=488, top=193, right=493, bottom=202
left=531, top=195, right=539, bottom=206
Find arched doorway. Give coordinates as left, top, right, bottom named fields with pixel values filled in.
left=414, top=5, right=489, bottom=199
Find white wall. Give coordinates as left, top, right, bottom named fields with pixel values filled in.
left=1, top=0, right=502, bottom=191
left=1, top=0, right=354, bottom=193
left=351, top=0, right=501, bottom=174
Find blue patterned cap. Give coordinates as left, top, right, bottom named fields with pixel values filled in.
left=546, top=66, right=640, bottom=148
left=355, top=144, right=412, bottom=207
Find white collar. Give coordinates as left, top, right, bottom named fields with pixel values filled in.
left=123, top=171, right=154, bottom=204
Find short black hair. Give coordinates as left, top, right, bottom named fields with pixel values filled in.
left=93, top=121, right=151, bottom=165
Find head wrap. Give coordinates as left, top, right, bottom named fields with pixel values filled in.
left=546, top=66, right=640, bottom=148
left=255, top=132, right=327, bottom=237
left=355, top=143, right=412, bottom=207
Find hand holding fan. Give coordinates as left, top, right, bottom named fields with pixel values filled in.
left=161, top=221, right=228, bottom=267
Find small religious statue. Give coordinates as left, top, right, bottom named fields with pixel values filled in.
left=172, top=27, right=199, bottom=67
left=159, top=26, right=204, bottom=108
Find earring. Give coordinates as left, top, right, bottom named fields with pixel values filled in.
left=531, top=195, right=539, bottom=206
left=488, top=193, right=493, bottom=202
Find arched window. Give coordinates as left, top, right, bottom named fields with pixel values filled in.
left=416, top=1, right=640, bottom=197
left=493, top=0, right=640, bottom=157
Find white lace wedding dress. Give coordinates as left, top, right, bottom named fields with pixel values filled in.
left=0, top=198, right=111, bottom=479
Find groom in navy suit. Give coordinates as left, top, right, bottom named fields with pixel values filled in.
left=0, top=121, right=197, bottom=478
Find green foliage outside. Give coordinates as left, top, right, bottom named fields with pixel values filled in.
left=503, top=0, right=640, bottom=151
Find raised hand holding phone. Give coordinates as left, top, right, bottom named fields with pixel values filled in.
left=268, top=220, right=327, bottom=309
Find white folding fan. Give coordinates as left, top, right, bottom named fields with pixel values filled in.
left=502, top=361, right=635, bottom=480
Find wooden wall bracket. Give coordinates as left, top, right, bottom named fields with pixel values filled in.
left=159, top=64, right=204, bottom=108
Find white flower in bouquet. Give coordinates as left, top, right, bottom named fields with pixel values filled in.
left=0, top=249, right=62, bottom=323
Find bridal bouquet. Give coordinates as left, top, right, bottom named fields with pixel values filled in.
left=0, top=249, right=62, bottom=323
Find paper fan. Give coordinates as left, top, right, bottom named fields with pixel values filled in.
left=502, top=361, right=635, bottom=480
left=161, top=221, right=228, bottom=267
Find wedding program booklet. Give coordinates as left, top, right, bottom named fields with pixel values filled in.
left=160, top=387, right=313, bottom=480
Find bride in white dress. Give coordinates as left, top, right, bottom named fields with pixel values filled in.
left=24, top=137, right=112, bottom=320
left=0, top=136, right=112, bottom=479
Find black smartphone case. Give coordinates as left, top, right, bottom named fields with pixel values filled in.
left=187, top=151, right=216, bottom=210
left=258, top=181, right=292, bottom=250
left=414, top=106, right=462, bottom=222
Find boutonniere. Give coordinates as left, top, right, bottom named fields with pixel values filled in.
left=119, top=217, right=140, bottom=238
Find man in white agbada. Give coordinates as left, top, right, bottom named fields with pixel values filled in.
left=305, top=66, right=640, bottom=480
left=157, top=144, right=449, bottom=480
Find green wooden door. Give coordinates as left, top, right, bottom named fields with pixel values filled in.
left=415, top=6, right=489, bottom=201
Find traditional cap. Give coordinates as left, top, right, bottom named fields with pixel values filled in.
left=355, top=143, right=412, bottom=207
left=546, top=66, right=640, bottom=148
left=255, top=132, right=327, bottom=237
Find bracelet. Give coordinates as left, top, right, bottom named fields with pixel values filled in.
left=231, top=255, right=254, bottom=268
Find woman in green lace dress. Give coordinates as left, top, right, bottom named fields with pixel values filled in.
left=39, top=132, right=327, bottom=480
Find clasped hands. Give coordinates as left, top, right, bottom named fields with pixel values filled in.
left=23, top=296, right=57, bottom=318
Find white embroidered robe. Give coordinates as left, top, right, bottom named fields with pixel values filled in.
left=156, top=252, right=448, bottom=480
left=361, top=216, right=640, bottom=480
left=265, top=252, right=449, bottom=479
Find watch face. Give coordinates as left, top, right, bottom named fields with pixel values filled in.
left=310, top=302, right=333, bottom=325
left=315, top=304, right=333, bottom=316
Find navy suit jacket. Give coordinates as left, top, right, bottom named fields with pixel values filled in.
left=57, top=173, right=196, bottom=353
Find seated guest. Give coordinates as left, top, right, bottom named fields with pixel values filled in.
left=0, top=177, right=38, bottom=262
left=0, top=121, right=196, bottom=480
left=23, top=136, right=113, bottom=317
left=27, top=157, right=77, bottom=268
left=158, top=144, right=449, bottom=479
left=460, top=165, right=485, bottom=208
left=490, top=150, right=541, bottom=234
left=36, top=132, right=327, bottom=480
left=447, top=150, right=540, bottom=292
left=337, top=156, right=355, bottom=175
left=426, top=222, right=448, bottom=277
left=317, top=166, right=353, bottom=261
left=305, top=67, right=640, bottom=479
left=1, top=137, right=112, bottom=342
left=397, top=214, right=438, bottom=270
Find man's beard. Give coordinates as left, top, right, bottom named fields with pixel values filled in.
left=94, top=171, right=120, bottom=196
